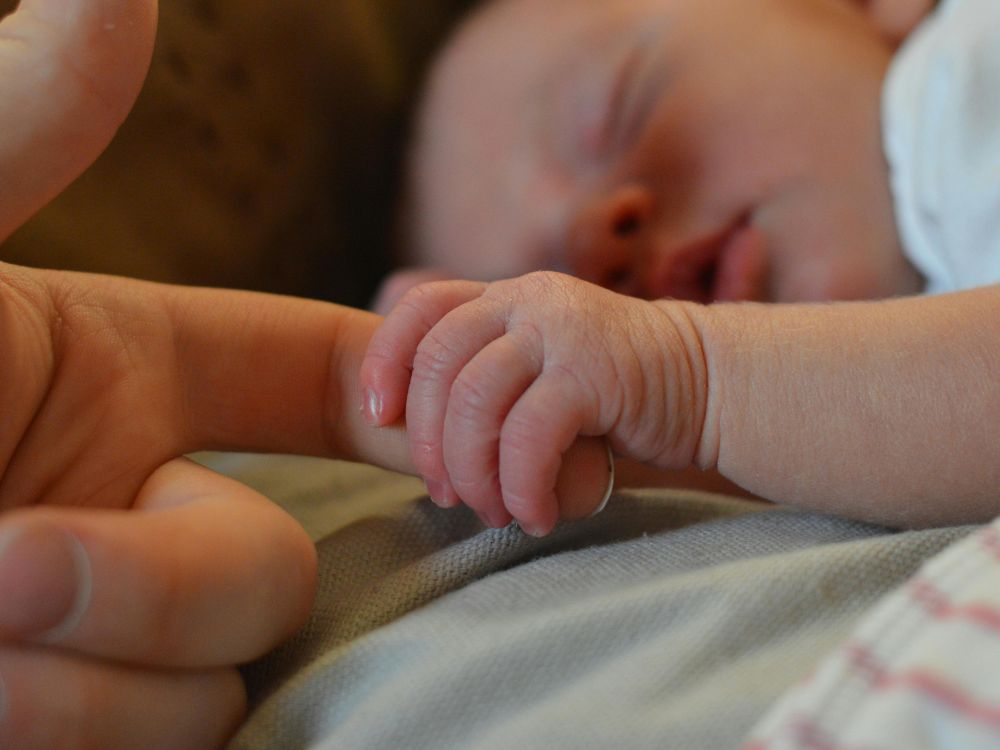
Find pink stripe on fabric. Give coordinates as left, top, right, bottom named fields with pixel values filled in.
left=846, top=643, right=1000, bottom=732
left=742, top=714, right=874, bottom=750
left=978, top=527, right=1000, bottom=561
left=908, top=578, right=1000, bottom=634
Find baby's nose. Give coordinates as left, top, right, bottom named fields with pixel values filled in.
left=565, top=185, right=653, bottom=295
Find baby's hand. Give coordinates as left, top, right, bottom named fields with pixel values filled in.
left=360, top=271, right=710, bottom=536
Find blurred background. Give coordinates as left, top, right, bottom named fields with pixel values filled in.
left=0, top=0, right=474, bottom=307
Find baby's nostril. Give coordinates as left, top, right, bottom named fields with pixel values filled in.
left=698, top=260, right=719, bottom=302
left=612, top=211, right=641, bottom=238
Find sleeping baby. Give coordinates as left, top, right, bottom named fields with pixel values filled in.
left=361, top=0, right=1000, bottom=536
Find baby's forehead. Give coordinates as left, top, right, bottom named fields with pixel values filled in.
left=411, top=0, right=588, bottom=271
left=429, top=0, right=609, bottom=116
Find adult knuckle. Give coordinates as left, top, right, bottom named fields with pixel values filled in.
left=0, top=263, right=49, bottom=312
left=0, top=267, right=55, bottom=354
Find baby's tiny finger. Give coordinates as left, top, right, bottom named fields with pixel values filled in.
left=443, top=332, right=541, bottom=525
left=406, top=296, right=509, bottom=491
left=361, top=280, right=486, bottom=426
left=498, top=375, right=592, bottom=536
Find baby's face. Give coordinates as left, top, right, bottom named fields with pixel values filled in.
left=408, top=0, right=925, bottom=303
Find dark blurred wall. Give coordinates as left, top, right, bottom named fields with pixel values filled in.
left=0, top=0, right=476, bottom=306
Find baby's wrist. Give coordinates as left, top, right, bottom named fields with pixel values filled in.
left=641, top=298, right=717, bottom=470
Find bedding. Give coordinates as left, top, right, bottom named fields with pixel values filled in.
left=201, top=454, right=975, bottom=749
left=748, top=514, right=1000, bottom=749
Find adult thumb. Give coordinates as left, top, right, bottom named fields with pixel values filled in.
left=0, top=0, right=157, bottom=241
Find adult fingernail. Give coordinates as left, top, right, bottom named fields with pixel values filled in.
left=362, top=388, right=383, bottom=425
left=0, top=522, right=91, bottom=642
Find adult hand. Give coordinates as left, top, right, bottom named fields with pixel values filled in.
left=0, top=255, right=627, bottom=749
left=0, top=1, right=392, bottom=747
left=0, top=261, right=421, bottom=750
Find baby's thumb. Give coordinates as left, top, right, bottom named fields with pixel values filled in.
left=0, top=0, right=157, bottom=241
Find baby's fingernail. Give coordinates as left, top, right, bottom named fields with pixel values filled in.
left=425, top=479, right=451, bottom=508
left=484, top=507, right=513, bottom=529
left=0, top=521, right=91, bottom=641
left=518, top=520, right=549, bottom=538
left=362, top=388, right=383, bottom=425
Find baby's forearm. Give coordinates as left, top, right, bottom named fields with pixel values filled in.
left=674, top=286, right=1000, bottom=527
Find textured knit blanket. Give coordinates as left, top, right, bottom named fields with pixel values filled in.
left=201, top=455, right=977, bottom=749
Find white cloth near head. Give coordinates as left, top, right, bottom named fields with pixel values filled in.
left=882, top=0, right=1000, bottom=294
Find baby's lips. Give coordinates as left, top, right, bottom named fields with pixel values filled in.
left=556, top=436, right=615, bottom=520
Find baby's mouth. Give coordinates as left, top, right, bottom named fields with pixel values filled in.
left=652, top=215, right=767, bottom=303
